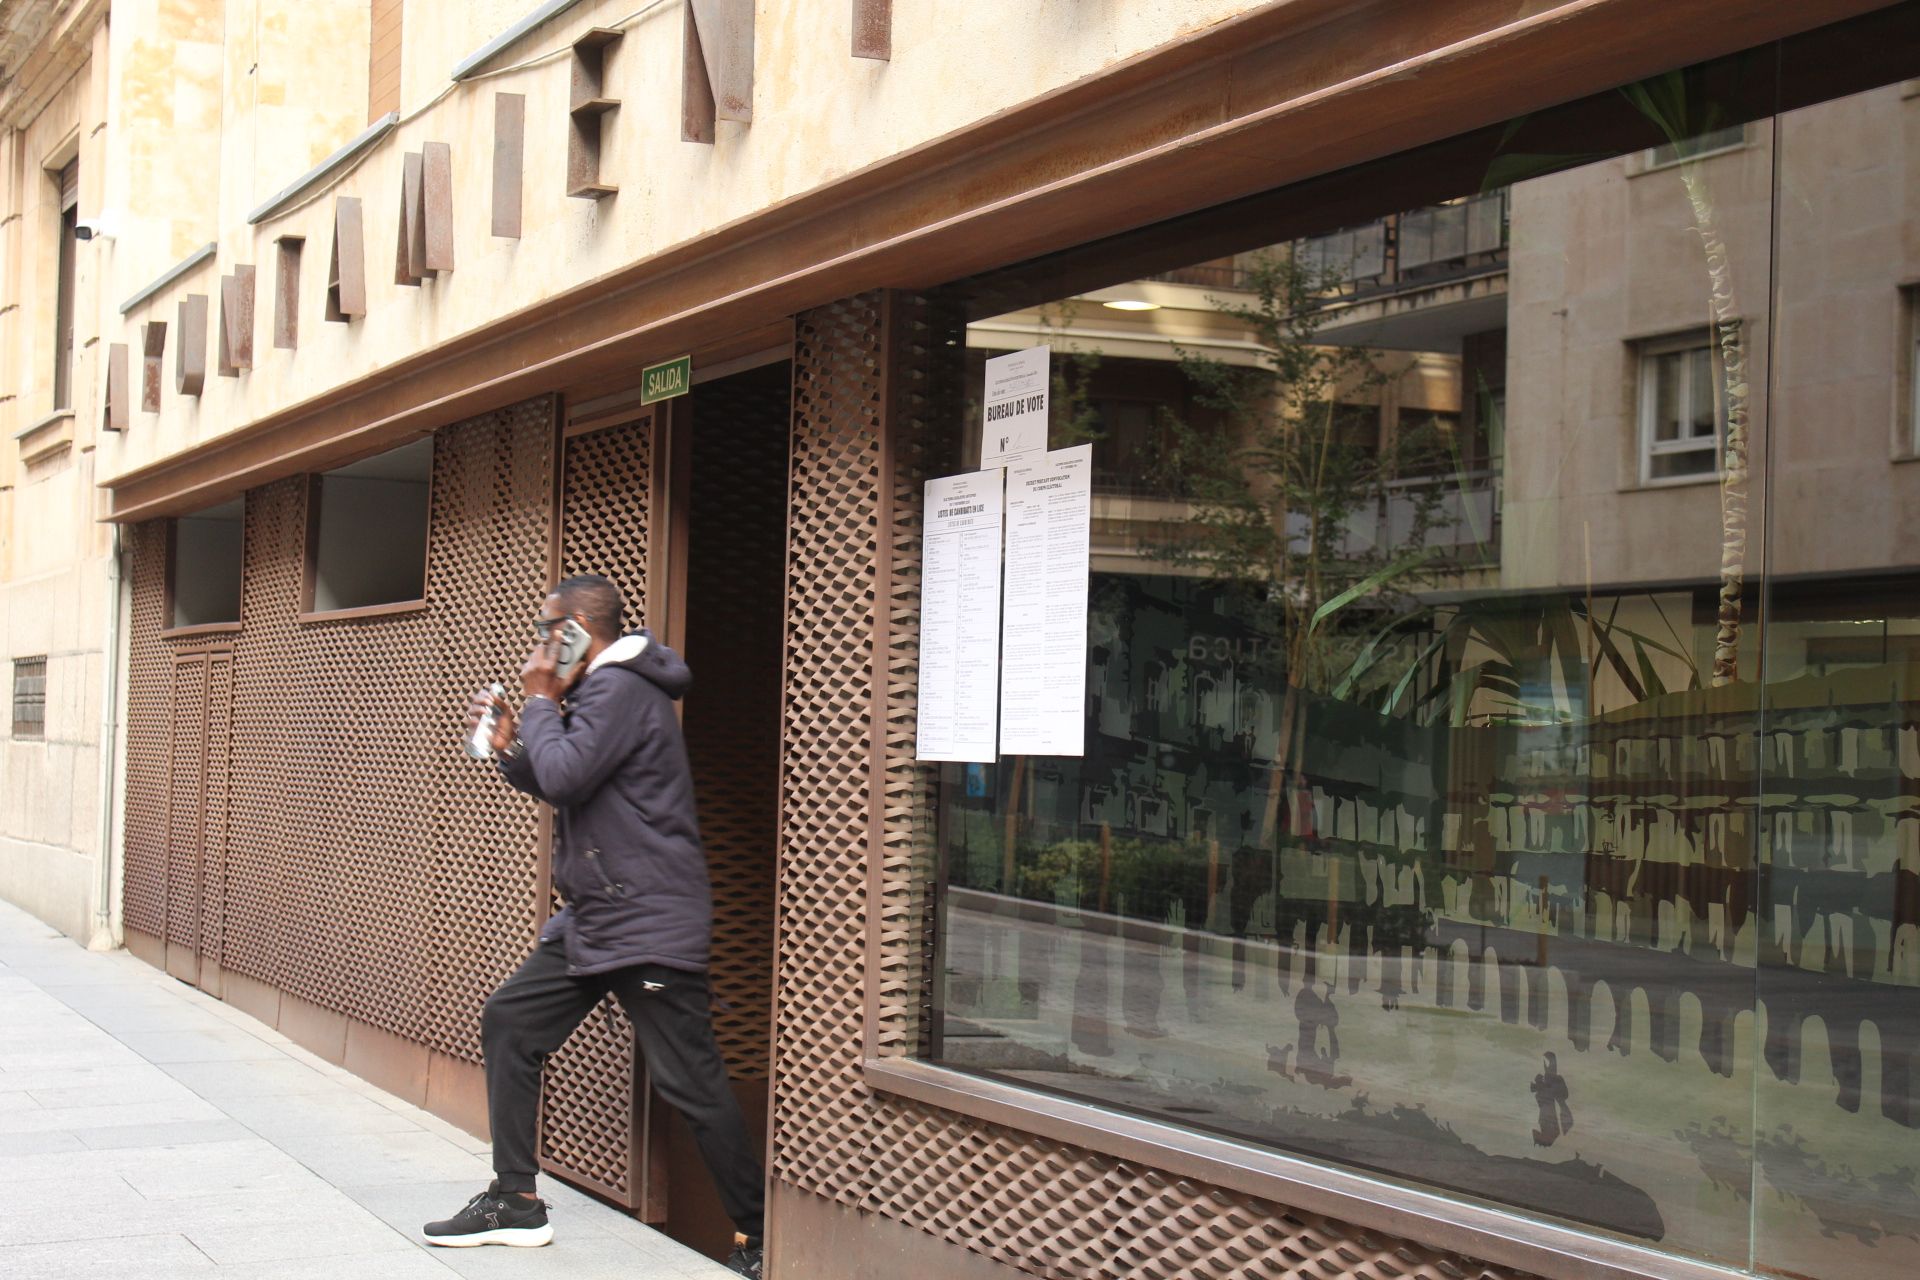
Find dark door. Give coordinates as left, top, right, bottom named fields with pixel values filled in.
left=164, top=650, right=233, bottom=987
left=536, top=405, right=677, bottom=1220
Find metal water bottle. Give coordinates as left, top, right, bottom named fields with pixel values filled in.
left=465, top=682, right=507, bottom=759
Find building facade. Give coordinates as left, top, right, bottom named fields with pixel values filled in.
left=4, top=1, right=1918, bottom=1278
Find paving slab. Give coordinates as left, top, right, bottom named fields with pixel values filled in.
left=0, top=899, right=736, bottom=1280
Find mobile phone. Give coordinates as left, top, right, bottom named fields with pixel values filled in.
left=552, top=618, right=592, bottom=680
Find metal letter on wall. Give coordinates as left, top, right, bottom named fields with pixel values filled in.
left=327, top=196, right=366, bottom=322
left=176, top=294, right=208, bottom=396
left=683, top=0, right=753, bottom=141
left=105, top=342, right=129, bottom=432
left=396, top=152, right=426, bottom=286
left=141, top=321, right=166, bottom=412
left=219, top=266, right=255, bottom=376
left=852, top=0, right=891, bottom=59
left=493, top=94, right=525, bottom=239
left=422, top=141, right=454, bottom=273
left=163, top=650, right=233, bottom=988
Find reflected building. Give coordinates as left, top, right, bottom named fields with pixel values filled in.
left=936, top=59, right=1920, bottom=1280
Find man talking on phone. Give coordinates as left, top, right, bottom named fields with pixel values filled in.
left=422, top=574, right=765, bottom=1278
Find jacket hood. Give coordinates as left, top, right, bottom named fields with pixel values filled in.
left=592, top=629, right=692, bottom=700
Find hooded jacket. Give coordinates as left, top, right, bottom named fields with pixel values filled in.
left=498, top=629, right=711, bottom=975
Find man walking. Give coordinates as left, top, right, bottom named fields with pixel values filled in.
left=422, top=574, right=765, bottom=1278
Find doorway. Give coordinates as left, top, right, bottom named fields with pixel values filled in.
left=667, top=357, right=790, bottom=1256
left=534, top=359, right=788, bottom=1258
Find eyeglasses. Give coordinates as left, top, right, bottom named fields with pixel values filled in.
left=533, top=612, right=597, bottom=639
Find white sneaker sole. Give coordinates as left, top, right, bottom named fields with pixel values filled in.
left=422, top=1224, right=555, bottom=1248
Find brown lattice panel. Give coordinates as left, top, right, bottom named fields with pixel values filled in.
left=539, top=1000, right=642, bottom=1203
left=773, top=294, right=1539, bottom=1280
left=124, top=401, right=555, bottom=1056
left=538, top=413, right=655, bottom=1207
left=121, top=523, right=172, bottom=941
left=164, top=657, right=207, bottom=954
left=421, top=403, right=559, bottom=1062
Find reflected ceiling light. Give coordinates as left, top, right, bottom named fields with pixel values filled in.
left=1102, top=298, right=1161, bottom=311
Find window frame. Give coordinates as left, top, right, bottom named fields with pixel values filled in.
left=162, top=504, right=248, bottom=639
left=52, top=159, right=78, bottom=413
left=1907, top=285, right=1920, bottom=459
left=297, top=443, right=436, bottom=624
left=1634, top=123, right=1748, bottom=174
left=1635, top=331, right=1725, bottom=487
left=11, top=657, right=47, bottom=739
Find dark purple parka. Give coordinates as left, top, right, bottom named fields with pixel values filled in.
left=497, top=630, right=712, bottom=975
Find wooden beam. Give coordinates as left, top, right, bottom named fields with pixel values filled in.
left=100, top=0, right=1900, bottom=520
left=275, top=236, right=304, bottom=350
left=218, top=266, right=254, bottom=375
left=176, top=294, right=207, bottom=397
left=327, top=195, right=366, bottom=322
left=140, top=321, right=165, bottom=413
left=105, top=342, right=129, bottom=433
left=422, top=141, right=454, bottom=273
left=492, top=93, right=525, bottom=239
left=853, top=0, right=890, bottom=60
left=687, top=0, right=753, bottom=122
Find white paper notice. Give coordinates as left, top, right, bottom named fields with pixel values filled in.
left=915, top=470, right=1005, bottom=763
left=979, top=346, right=1050, bottom=471
left=999, top=444, right=1092, bottom=757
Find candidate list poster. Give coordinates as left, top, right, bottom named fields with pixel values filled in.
left=999, top=444, right=1092, bottom=757
left=914, top=469, right=1004, bottom=762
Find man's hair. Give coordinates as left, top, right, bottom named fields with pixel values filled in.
left=553, top=574, right=624, bottom=641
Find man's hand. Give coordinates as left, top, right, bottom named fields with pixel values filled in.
left=464, top=687, right=516, bottom=752
left=519, top=637, right=568, bottom=704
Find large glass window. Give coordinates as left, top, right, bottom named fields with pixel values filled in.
left=915, top=11, right=1920, bottom=1279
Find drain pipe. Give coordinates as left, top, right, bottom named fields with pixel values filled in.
left=90, top=523, right=123, bottom=950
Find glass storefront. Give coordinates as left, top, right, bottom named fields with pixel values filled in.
left=915, top=10, right=1920, bottom=1277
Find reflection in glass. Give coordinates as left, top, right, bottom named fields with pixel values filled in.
left=924, top=24, right=1920, bottom=1280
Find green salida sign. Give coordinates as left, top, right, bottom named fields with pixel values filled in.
left=640, top=354, right=692, bottom=404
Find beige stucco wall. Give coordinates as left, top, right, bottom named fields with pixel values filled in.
left=99, top=0, right=1271, bottom=486
left=1, top=12, right=119, bottom=944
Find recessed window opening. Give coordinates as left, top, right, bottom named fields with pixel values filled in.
left=12, top=658, right=46, bottom=739
left=170, top=500, right=244, bottom=628
left=53, top=159, right=78, bottom=412
left=306, top=437, right=432, bottom=613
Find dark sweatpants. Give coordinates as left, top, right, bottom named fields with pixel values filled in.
left=481, top=940, right=765, bottom=1239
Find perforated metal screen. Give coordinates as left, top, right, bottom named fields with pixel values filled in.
left=124, top=400, right=556, bottom=1059
left=772, top=294, right=1538, bottom=1280
left=538, top=413, right=655, bottom=1208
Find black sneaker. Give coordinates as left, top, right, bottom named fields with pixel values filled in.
left=421, top=1184, right=554, bottom=1248
left=726, top=1233, right=764, bottom=1277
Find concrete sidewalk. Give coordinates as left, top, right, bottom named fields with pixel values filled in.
left=0, top=898, right=735, bottom=1279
